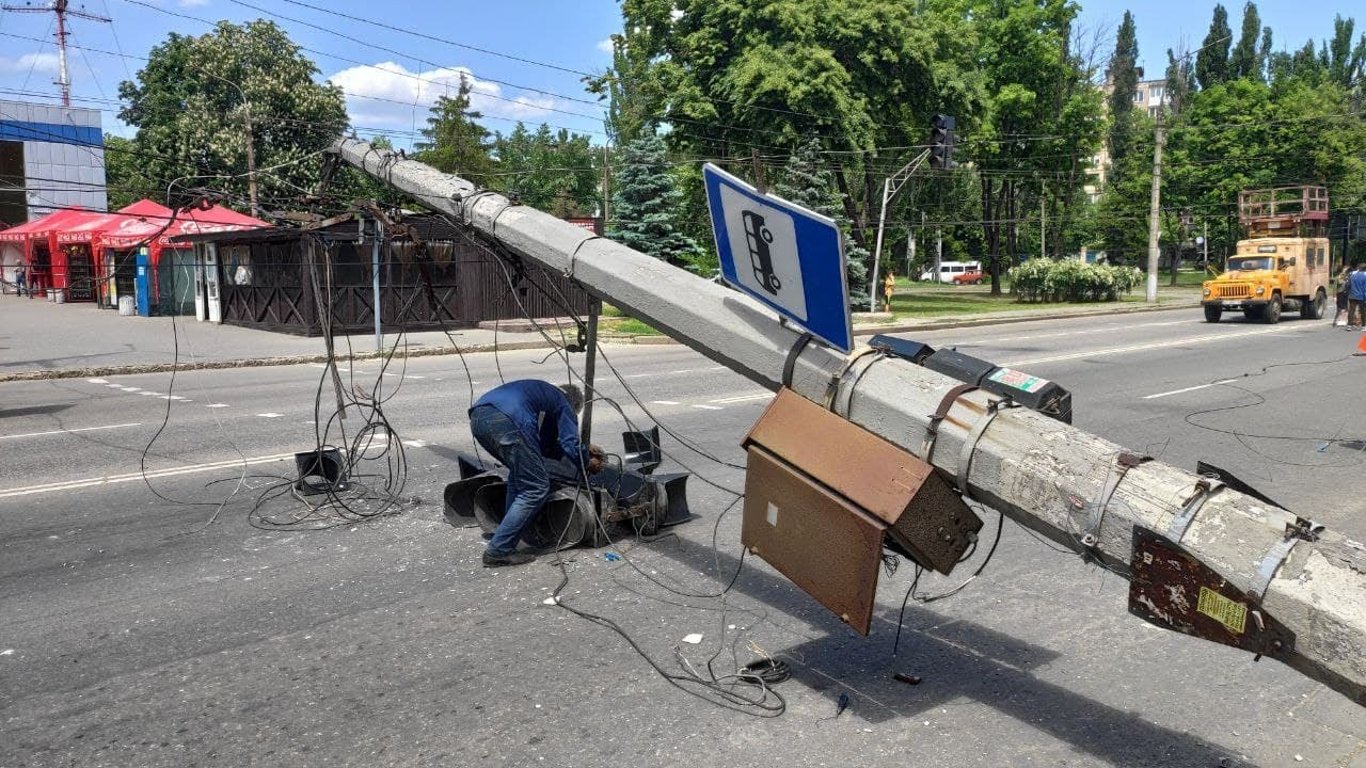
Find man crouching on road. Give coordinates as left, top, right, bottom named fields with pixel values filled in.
left=469, top=379, right=604, bottom=567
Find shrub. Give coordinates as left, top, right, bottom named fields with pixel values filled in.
left=1009, top=259, right=1142, bottom=302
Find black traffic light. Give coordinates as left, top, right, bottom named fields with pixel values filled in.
left=929, top=114, right=956, bottom=170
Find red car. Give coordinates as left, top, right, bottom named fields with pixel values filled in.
left=952, top=270, right=986, bottom=285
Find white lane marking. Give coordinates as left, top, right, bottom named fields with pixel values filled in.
left=206, top=403, right=229, bottom=408
left=711, top=393, right=771, bottom=404
left=402, top=439, right=427, bottom=448
left=692, top=404, right=723, bottom=411
left=257, top=413, right=283, bottom=418
left=0, top=452, right=296, bottom=499
left=86, top=378, right=107, bottom=384
left=139, top=391, right=159, bottom=397
left=1000, top=326, right=1299, bottom=367
left=119, top=386, right=141, bottom=392
left=1143, top=379, right=1239, bottom=400
left=0, top=422, right=143, bottom=441
left=105, top=383, right=122, bottom=389
left=651, top=400, right=680, bottom=405
left=985, top=319, right=1190, bottom=345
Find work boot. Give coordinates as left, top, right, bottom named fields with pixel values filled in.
left=482, top=550, right=536, bottom=568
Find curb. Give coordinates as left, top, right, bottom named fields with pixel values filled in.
left=0, top=301, right=1201, bottom=383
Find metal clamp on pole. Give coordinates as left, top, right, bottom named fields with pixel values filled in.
left=781, top=331, right=815, bottom=389
left=1250, top=516, right=1324, bottom=599
left=1083, top=452, right=1151, bottom=549
left=955, top=398, right=1015, bottom=499
left=1165, top=476, right=1226, bottom=543
left=565, top=235, right=602, bottom=279
left=921, top=383, right=978, bottom=465
left=826, top=346, right=884, bottom=413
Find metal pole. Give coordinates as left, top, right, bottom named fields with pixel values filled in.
left=579, top=300, right=600, bottom=445
left=54, top=1, right=70, bottom=108
left=330, top=138, right=1366, bottom=706
left=870, top=178, right=890, bottom=310
left=1041, top=181, right=1046, bottom=260
left=1146, top=113, right=1165, bottom=302
left=935, top=227, right=943, bottom=282
left=907, top=214, right=917, bottom=278
left=371, top=218, right=383, bottom=353
left=244, top=103, right=260, bottom=219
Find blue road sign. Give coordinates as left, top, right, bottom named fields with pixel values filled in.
left=702, top=163, right=852, bottom=352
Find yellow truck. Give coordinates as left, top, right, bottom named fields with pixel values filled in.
left=1202, top=186, right=1332, bottom=324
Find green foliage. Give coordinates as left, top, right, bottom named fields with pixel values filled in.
left=103, top=134, right=158, bottom=209
left=116, top=20, right=347, bottom=211
left=1010, top=258, right=1143, bottom=302
left=1108, top=12, right=1140, bottom=176
left=1196, top=5, right=1233, bottom=89
left=775, top=136, right=868, bottom=308
left=491, top=123, right=600, bottom=217
left=416, top=77, right=493, bottom=186
left=1229, top=2, right=1267, bottom=82
left=608, top=134, right=696, bottom=265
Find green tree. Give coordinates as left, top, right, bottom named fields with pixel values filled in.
left=775, top=136, right=869, bottom=308
left=608, top=134, right=695, bottom=265
left=1228, top=2, right=1267, bottom=81
left=1195, top=5, right=1233, bottom=89
left=117, top=20, right=347, bottom=211
left=491, top=123, right=600, bottom=217
left=416, top=77, right=493, bottom=186
left=103, top=134, right=159, bottom=209
left=1107, top=12, right=1140, bottom=182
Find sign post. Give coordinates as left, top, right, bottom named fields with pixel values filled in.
left=702, top=163, right=853, bottom=353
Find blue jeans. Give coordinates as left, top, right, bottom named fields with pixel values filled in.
left=469, top=405, right=640, bottom=555
left=471, top=405, right=552, bottom=556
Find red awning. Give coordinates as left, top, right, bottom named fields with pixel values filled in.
left=55, top=211, right=127, bottom=245
left=0, top=208, right=96, bottom=243
left=100, top=203, right=270, bottom=249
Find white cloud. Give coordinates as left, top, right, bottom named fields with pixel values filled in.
left=327, top=61, right=557, bottom=131
left=596, top=38, right=615, bottom=54
left=0, top=52, right=59, bottom=74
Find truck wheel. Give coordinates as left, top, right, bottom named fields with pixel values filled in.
left=1262, top=294, right=1282, bottom=324
left=1203, top=305, right=1222, bottom=323
left=1301, top=289, right=1326, bottom=320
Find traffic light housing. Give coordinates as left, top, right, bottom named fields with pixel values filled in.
left=930, top=114, right=956, bottom=170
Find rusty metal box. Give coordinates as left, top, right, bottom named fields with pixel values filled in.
left=741, top=445, right=884, bottom=635
left=743, top=388, right=981, bottom=574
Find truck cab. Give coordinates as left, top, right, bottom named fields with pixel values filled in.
left=1202, top=186, right=1331, bottom=324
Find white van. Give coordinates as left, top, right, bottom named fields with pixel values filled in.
left=918, top=261, right=980, bottom=282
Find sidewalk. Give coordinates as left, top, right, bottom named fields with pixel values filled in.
left=0, top=291, right=1201, bottom=382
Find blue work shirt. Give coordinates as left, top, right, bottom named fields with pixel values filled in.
left=470, top=380, right=589, bottom=465
left=1349, top=269, right=1366, bottom=301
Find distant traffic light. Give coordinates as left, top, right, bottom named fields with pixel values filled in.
left=929, top=114, right=956, bottom=170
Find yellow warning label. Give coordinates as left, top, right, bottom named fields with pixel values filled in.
left=1197, top=586, right=1247, bottom=634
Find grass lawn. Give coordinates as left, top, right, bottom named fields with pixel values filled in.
left=887, top=280, right=1198, bottom=319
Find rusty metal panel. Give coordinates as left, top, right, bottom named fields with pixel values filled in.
left=741, top=445, right=884, bottom=635
left=743, top=388, right=981, bottom=574
left=1129, top=526, right=1295, bottom=660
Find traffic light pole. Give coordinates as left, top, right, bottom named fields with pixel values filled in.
left=870, top=149, right=930, bottom=309
left=330, top=138, right=1366, bottom=708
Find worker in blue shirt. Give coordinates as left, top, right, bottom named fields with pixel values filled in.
left=469, top=380, right=605, bottom=567
left=1348, top=261, right=1366, bottom=329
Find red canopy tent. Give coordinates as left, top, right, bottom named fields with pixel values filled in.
left=97, top=202, right=271, bottom=312
left=0, top=208, right=98, bottom=297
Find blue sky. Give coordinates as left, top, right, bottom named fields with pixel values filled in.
left=0, top=0, right=1355, bottom=149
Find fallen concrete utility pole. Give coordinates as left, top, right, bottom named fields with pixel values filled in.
left=331, top=138, right=1366, bottom=707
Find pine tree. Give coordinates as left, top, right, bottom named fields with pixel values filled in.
left=608, top=134, right=694, bottom=264
left=1196, top=5, right=1233, bottom=89
left=415, top=76, right=492, bottom=187
left=775, top=136, right=869, bottom=310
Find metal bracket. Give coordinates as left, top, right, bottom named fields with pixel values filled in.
left=1166, top=476, right=1226, bottom=543
left=1082, top=452, right=1151, bottom=548
left=565, top=235, right=602, bottom=279
left=782, top=332, right=814, bottom=389
left=921, top=383, right=978, bottom=465
left=1249, top=515, right=1324, bottom=599
left=955, top=397, right=1015, bottom=498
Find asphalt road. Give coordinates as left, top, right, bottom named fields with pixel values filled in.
left=2, top=306, right=1363, bottom=768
